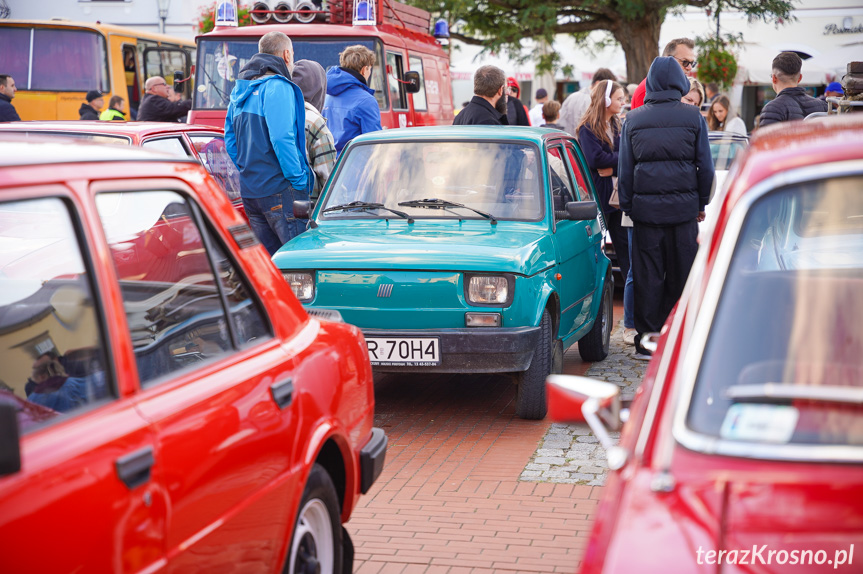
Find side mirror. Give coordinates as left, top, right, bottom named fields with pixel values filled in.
left=403, top=71, right=421, bottom=94
left=173, top=70, right=185, bottom=94
left=293, top=200, right=311, bottom=219
left=546, top=375, right=628, bottom=470
left=0, top=401, right=21, bottom=477
left=565, top=201, right=598, bottom=220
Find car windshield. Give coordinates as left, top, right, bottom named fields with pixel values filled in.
left=710, top=137, right=747, bottom=171
left=195, top=38, right=386, bottom=110
left=687, top=174, right=863, bottom=448
left=320, top=141, right=543, bottom=222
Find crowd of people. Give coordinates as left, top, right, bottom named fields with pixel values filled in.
left=454, top=41, right=831, bottom=358
left=0, top=35, right=844, bottom=322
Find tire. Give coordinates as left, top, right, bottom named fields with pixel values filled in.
left=578, top=276, right=612, bottom=362
left=515, top=309, right=559, bottom=420
left=285, top=463, right=343, bottom=574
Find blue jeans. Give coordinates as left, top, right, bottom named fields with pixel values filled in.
left=624, top=227, right=635, bottom=329
left=242, top=190, right=307, bottom=256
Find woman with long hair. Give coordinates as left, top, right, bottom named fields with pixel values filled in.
left=577, top=80, right=634, bottom=340
left=682, top=77, right=705, bottom=108
left=707, top=95, right=747, bottom=135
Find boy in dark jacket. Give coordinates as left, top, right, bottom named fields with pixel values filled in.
left=758, top=52, right=828, bottom=127
left=618, top=56, right=714, bottom=356
left=79, top=90, right=103, bottom=120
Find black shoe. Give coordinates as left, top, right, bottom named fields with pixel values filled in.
left=634, top=333, right=653, bottom=357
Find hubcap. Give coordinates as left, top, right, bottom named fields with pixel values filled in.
left=290, top=499, right=334, bottom=574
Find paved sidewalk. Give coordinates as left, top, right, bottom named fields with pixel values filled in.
left=520, top=322, right=647, bottom=487
left=349, top=308, right=650, bottom=573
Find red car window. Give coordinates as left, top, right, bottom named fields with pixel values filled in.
left=0, top=196, right=111, bottom=431
left=96, top=190, right=233, bottom=385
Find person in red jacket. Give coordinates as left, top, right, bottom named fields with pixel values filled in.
left=631, top=38, right=697, bottom=110
left=504, top=77, right=532, bottom=126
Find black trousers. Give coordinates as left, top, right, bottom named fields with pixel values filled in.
left=606, top=210, right=631, bottom=283
left=631, top=220, right=698, bottom=335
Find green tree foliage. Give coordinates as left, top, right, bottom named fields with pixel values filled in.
left=410, top=0, right=795, bottom=82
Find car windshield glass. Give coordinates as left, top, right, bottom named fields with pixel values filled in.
left=195, top=38, right=386, bottom=110
left=710, top=139, right=746, bottom=170
left=687, top=175, right=863, bottom=448
left=321, top=141, right=543, bottom=222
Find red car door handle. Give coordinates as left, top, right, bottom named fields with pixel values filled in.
left=270, top=378, right=294, bottom=409
left=115, top=446, right=155, bottom=489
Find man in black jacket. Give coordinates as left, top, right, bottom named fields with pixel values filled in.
left=0, top=75, right=20, bottom=122
left=137, top=76, right=192, bottom=122
left=78, top=90, right=103, bottom=120
left=618, top=56, right=714, bottom=357
left=759, top=52, right=827, bottom=127
left=453, top=65, right=507, bottom=126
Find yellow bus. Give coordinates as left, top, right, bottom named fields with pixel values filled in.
left=0, top=20, right=195, bottom=121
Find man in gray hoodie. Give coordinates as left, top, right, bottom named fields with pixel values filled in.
left=292, top=60, right=338, bottom=199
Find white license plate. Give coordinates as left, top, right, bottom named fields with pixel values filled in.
left=366, top=337, right=440, bottom=366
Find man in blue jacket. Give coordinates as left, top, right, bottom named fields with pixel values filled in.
left=323, top=45, right=383, bottom=154
left=618, top=56, right=714, bottom=357
left=225, top=31, right=314, bottom=255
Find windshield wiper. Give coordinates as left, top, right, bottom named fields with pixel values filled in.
left=726, top=384, right=863, bottom=405
left=322, top=201, right=413, bottom=223
left=398, top=198, right=497, bottom=225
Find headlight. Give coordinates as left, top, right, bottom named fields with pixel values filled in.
left=466, top=275, right=512, bottom=305
left=282, top=272, right=314, bottom=301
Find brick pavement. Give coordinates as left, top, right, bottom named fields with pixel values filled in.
left=349, top=306, right=646, bottom=573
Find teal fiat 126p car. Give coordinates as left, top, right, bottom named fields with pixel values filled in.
left=274, top=126, right=612, bottom=419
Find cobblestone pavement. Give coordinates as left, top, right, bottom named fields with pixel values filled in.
left=520, top=321, right=648, bottom=486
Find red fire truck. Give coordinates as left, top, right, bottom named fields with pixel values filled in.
left=190, top=0, right=454, bottom=129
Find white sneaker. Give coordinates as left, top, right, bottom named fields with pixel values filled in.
left=623, top=328, right=637, bottom=346
left=633, top=352, right=652, bottom=361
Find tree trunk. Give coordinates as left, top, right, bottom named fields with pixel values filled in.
left=612, top=14, right=663, bottom=84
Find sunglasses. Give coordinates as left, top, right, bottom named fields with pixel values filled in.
left=675, top=57, right=698, bottom=69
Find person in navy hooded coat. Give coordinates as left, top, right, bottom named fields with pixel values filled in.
left=225, top=31, right=314, bottom=255
left=323, top=45, right=383, bottom=154
left=618, top=56, right=714, bottom=356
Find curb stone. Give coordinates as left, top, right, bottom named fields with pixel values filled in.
left=520, top=320, right=648, bottom=484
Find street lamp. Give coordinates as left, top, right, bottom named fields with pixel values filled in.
left=157, top=0, right=170, bottom=34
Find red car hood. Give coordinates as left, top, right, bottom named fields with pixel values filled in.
left=590, top=452, right=863, bottom=573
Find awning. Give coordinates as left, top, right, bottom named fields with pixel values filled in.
left=735, top=43, right=833, bottom=85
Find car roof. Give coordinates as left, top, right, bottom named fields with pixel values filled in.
left=723, top=114, right=863, bottom=215
left=0, top=121, right=222, bottom=137
left=0, top=136, right=199, bottom=168
left=349, top=125, right=565, bottom=145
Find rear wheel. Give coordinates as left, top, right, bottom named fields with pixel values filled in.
left=515, top=309, right=559, bottom=420
left=578, top=276, right=612, bottom=362
left=286, top=463, right=343, bottom=574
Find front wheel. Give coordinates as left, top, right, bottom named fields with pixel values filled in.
left=285, top=463, right=343, bottom=574
left=578, top=276, right=612, bottom=362
left=515, top=309, right=560, bottom=420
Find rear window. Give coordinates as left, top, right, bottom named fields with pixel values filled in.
left=686, top=175, right=863, bottom=449
left=0, top=27, right=109, bottom=92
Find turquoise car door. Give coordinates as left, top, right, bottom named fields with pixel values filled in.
left=546, top=140, right=596, bottom=339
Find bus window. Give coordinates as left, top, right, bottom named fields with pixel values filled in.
left=408, top=56, right=427, bottom=111
left=386, top=52, right=407, bottom=111
left=123, top=46, right=142, bottom=118
left=143, top=48, right=190, bottom=94
left=6, top=28, right=109, bottom=92
left=0, top=28, right=31, bottom=86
